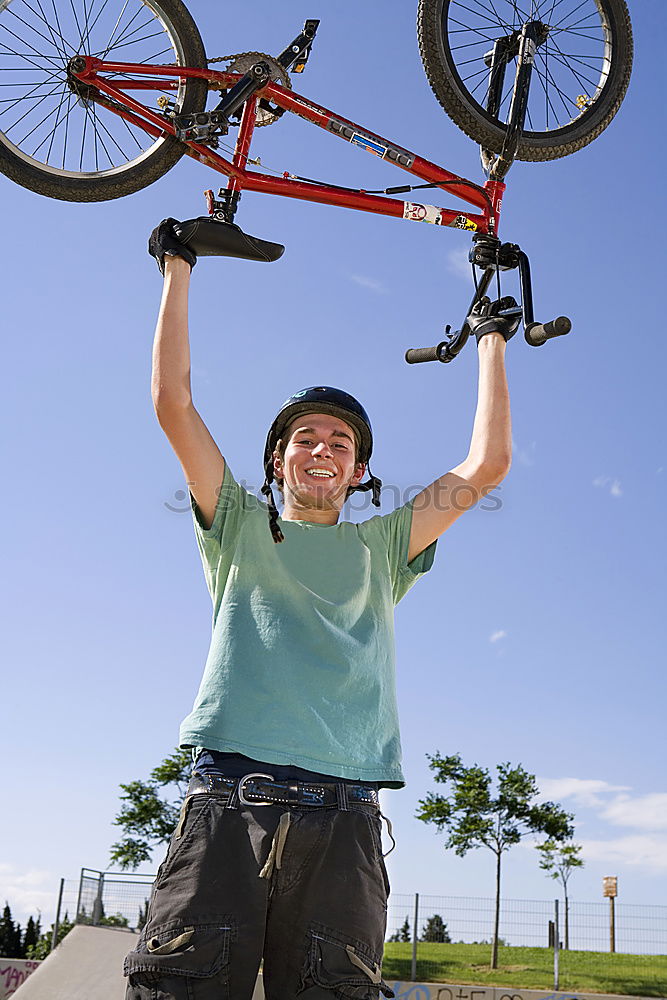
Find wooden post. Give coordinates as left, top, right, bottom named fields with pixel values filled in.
left=603, top=876, right=618, bottom=953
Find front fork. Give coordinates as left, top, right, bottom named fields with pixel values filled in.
left=481, top=20, right=548, bottom=181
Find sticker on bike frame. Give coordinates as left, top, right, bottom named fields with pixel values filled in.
left=403, top=202, right=443, bottom=225
left=450, top=214, right=478, bottom=231
left=327, top=119, right=414, bottom=168
left=351, top=134, right=386, bottom=156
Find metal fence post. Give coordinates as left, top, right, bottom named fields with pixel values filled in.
left=411, top=893, right=419, bottom=982
left=92, top=872, right=105, bottom=925
left=75, top=869, right=84, bottom=924
left=553, top=898, right=559, bottom=991
left=50, top=878, right=64, bottom=953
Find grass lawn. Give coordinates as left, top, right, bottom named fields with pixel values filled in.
left=382, top=942, right=667, bottom=997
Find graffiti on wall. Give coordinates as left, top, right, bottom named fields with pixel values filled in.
left=0, top=959, right=41, bottom=999
left=388, top=986, right=583, bottom=1000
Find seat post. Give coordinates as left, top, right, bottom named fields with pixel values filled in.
left=221, top=94, right=259, bottom=221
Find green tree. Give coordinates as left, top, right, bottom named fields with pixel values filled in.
left=421, top=914, right=451, bottom=943
left=388, top=916, right=410, bottom=943
left=27, top=912, right=74, bottom=960
left=13, top=920, right=23, bottom=958
left=0, top=902, right=16, bottom=957
left=537, top=840, right=584, bottom=950
left=99, top=914, right=130, bottom=927
left=416, top=753, right=573, bottom=969
left=23, top=915, right=40, bottom=955
left=110, top=748, right=191, bottom=869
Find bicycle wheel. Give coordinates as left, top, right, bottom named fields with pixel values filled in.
left=417, top=0, right=633, bottom=161
left=0, top=0, right=208, bottom=201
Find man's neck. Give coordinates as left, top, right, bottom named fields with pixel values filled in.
left=281, top=500, right=342, bottom=525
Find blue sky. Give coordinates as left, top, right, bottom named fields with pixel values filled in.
left=1, top=0, right=665, bottom=937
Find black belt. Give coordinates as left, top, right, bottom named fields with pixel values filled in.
left=188, top=770, right=380, bottom=807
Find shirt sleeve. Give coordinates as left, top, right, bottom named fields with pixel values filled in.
left=360, top=498, right=437, bottom=605
left=189, top=461, right=259, bottom=597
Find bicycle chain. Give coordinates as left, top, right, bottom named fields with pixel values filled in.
left=208, top=51, right=292, bottom=127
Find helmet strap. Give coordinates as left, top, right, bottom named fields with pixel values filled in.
left=260, top=481, right=285, bottom=544
left=350, top=462, right=382, bottom=507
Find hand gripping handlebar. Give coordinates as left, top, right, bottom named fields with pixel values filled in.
left=405, top=238, right=571, bottom=364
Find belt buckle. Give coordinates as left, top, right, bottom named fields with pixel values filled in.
left=238, top=772, right=276, bottom=806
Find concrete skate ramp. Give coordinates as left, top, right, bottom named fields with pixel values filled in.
left=13, top=925, right=135, bottom=999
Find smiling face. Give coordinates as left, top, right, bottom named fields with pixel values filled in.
left=272, top=411, right=366, bottom=519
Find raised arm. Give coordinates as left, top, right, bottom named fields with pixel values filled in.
left=407, top=298, right=515, bottom=562
left=149, top=223, right=225, bottom=531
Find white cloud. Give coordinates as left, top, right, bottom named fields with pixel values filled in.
left=580, top=834, right=667, bottom=871
left=600, top=793, right=667, bottom=831
left=512, top=436, right=536, bottom=467
left=349, top=274, right=387, bottom=294
left=592, top=475, right=622, bottom=497
left=537, top=777, right=630, bottom=808
left=489, top=630, right=507, bottom=643
left=0, top=867, right=56, bottom=924
left=446, top=247, right=472, bottom=281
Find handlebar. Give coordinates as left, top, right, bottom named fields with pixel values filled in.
left=524, top=315, right=571, bottom=346
left=405, top=343, right=448, bottom=364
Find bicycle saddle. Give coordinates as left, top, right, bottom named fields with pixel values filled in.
left=173, top=217, right=285, bottom=263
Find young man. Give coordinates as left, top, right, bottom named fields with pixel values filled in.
left=124, top=220, right=515, bottom=1000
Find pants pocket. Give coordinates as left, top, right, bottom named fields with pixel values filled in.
left=298, top=924, right=394, bottom=999
left=124, top=920, right=232, bottom=1000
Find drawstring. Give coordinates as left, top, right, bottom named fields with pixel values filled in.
left=259, top=811, right=291, bottom=879
left=380, top=811, right=396, bottom=857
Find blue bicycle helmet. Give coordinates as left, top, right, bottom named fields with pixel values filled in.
left=261, top=386, right=382, bottom=542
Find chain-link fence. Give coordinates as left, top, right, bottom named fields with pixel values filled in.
left=50, top=869, right=154, bottom=938
left=49, top=874, right=667, bottom=993
left=386, top=892, right=667, bottom=993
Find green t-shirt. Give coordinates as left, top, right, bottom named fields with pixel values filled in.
left=180, top=462, right=436, bottom=788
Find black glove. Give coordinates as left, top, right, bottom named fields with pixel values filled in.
left=148, top=218, right=197, bottom=275
left=467, top=295, right=521, bottom=344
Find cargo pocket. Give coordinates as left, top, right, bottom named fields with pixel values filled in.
left=299, top=925, right=394, bottom=999
left=124, top=920, right=232, bottom=1000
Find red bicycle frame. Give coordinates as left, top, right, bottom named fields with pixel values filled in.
left=71, top=57, right=505, bottom=236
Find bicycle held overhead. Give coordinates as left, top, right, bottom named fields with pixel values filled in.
left=0, top=0, right=633, bottom=357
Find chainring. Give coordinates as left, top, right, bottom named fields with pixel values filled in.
left=216, top=51, right=291, bottom=126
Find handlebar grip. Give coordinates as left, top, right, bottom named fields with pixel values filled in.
left=405, top=343, right=444, bottom=364
left=524, top=315, right=571, bottom=347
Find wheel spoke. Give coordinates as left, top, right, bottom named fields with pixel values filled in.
left=68, top=0, right=86, bottom=53
left=535, top=49, right=579, bottom=117
left=80, top=0, right=115, bottom=54
left=118, top=108, right=145, bottom=149
left=0, top=76, right=62, bottom=107
left=104, top=11, right=154, bottom=52
left=0, top=21, right=63, bottom=72
left=448, top=15, right=499, bottom=45
left=20, top=0, right=72, bottom=59
left=544, top=44, right=602, bottom=87
left=533, top=51, right=569, bottom=124
left=546, top=33, right=602, bottom=93
left=78, top=94, right=87, bottom=167
left=42, top=82, right=69, bottom=161
left=551, top=0, right=597, bottom=31
left=92, top=29, right=168, bottom=56
left=450, top=0, right=509, bottom=32
left=61, top=88, right=72, bottom=168
left=12, top=86, right=65, bottom=144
